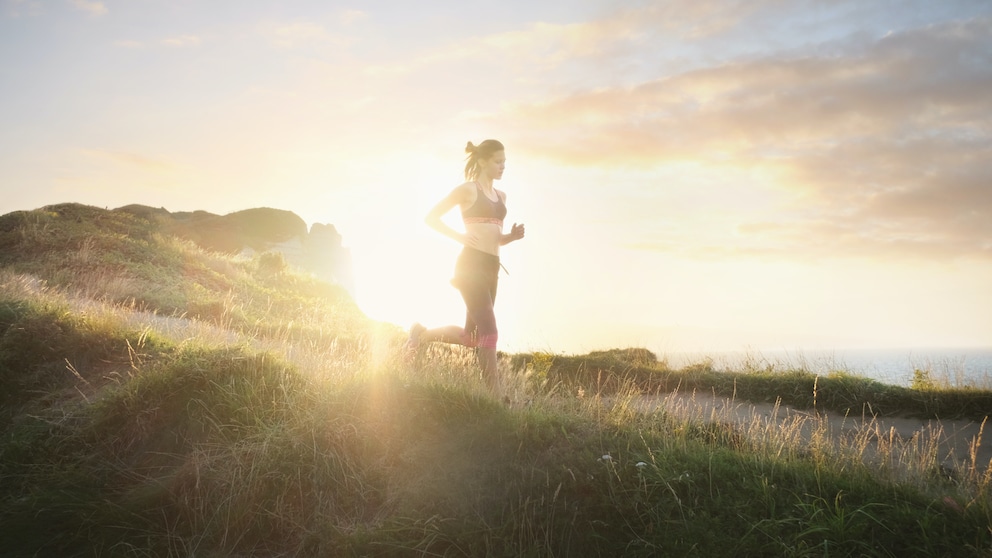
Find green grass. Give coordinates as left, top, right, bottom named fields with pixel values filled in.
left=1, top=203, right=990, bottom=556
left=512, top=349, right=992, bottom=422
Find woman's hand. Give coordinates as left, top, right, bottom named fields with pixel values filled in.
left=501, top=223, right=525, bottom=245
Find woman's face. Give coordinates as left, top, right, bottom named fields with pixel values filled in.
left=480, top=150, right=506, bottom=181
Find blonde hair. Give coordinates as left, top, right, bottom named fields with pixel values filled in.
left=463, top=139, right=504, bottom=180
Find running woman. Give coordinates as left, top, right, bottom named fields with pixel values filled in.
left=407, top=139, right=526, bottom=391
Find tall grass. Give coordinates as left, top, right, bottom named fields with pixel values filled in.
left=513, top=350, right=992, bottom=422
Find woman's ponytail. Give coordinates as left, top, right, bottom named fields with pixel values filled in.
left=463, top=139, right=504, bottom=180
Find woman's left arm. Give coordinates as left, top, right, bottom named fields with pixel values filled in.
left=498, top=191, right=525, bottom=245
left=501, top=223, right=525, bottom=245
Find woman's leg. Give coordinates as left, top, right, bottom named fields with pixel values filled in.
left=459, top=281, right=499, bottom=391
left=409, top=305, right=477, bottom=347
left=408, top=322, right=497, bottom=389
left=415, top=325, right=468, bottom=345
left=477, top=346, right=498, bottom=390
left=409, top=249, right=501, bottom=392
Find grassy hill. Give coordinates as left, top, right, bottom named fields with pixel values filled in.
left=1, top=203, right=990, bottom=556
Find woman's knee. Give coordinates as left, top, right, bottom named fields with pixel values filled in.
left=459, top=329, right=478, bottom=347
left=459, top=328, right=497, bottom=349
left=477, top=332, right=498, bottom=349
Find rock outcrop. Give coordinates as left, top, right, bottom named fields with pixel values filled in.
left=116, top=204, right=353, bottom=291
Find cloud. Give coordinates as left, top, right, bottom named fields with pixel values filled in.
left=80, top=149, right=173, bottom=172
left=255, top=10, right=367, bottom=51
left=5, top=0, right=44, bottom=17
left=511, top=18, right=991, bottom=161
left=113, top=39, right=144, bottom=49
left=494, top=17, right=992, bottom=261
left=68, top=0, right=106, bottom=16
left=260, top=22, right=353, bottom=50
left=162, top=35, right=201, bottom=48
left=337, top=9, right=367, bottom=26
left=607, top=0, right=782, bottom=40
left=359, top=0, right=784, bottom=81
left=362, top=14, right=645, bottom=78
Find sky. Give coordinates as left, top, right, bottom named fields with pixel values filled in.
left=2, top=0, right=991, bottom=357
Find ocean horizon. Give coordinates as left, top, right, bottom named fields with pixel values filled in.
left=667, top=347, right=992, bottom=388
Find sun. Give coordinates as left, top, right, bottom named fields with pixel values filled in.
left=347, top=207, right=470, bottom=334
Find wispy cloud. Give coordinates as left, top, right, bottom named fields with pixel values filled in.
left=256, top=10, right=366, bottom=51
left=364, top=17, right=639, bottom=79
left=5, top=0, right=44, bottom=17
left=80, top=149, right=173, bottom=172
left=607, top=0, right=781, bottom=40
left=495, top=17, right=992, bottom=261
left=337, top=9, right=366, bottom=26
left=162, top=35, right=201, bottom=48
left=261, top=22, right=351, bottom=50
left=113, top=39, right=144, bottom=49
left=68, top=0, right=106, bottom=16
left=361, top=0, right=778, bottom=80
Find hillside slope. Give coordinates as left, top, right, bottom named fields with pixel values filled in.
left=0, top=203, right=371, bottom=423
left=0, top=203, right=989, bottom=557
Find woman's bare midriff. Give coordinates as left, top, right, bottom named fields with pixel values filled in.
left=465, top=222, right=502, bottom=256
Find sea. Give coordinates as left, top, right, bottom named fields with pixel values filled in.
left=667, top=347, right=992, bottom=388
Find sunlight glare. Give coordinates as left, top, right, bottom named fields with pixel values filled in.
left=342, top=151, right=471, bottom=332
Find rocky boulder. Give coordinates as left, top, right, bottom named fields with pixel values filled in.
left=115, top=204, right=353, bottom=291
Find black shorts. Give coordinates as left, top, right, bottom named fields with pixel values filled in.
left=450, top=248, right=499, bottom=338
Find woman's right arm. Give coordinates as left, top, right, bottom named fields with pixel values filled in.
left=425, top=183, right=471, bottom=245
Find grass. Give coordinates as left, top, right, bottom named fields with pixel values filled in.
left=512, top=349, right=992, bottom=422
left=1, top=203, right=991, bottom=556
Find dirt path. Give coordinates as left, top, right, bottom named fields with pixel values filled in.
left=634, top=391, right=991, bottom=476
